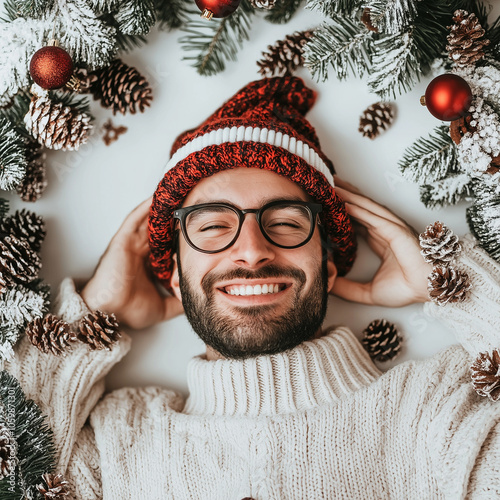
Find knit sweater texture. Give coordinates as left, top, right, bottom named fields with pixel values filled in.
left=3, top=234, right=500, bottom=499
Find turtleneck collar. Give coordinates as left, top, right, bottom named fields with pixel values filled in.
left=182, top=327, right=382, bottom=418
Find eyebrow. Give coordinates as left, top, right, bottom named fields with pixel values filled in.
left=188, top=195, right=307, bottom=207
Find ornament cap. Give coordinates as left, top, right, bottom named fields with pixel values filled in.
left=48, top=39, right=59, bottom=47
left=201, top=8, right=214, bottom=20
left=420, top=96, right=426, bottom=106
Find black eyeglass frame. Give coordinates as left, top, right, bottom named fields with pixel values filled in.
left=173, top=200, right=323, bottom=254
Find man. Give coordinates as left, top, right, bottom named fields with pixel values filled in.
left=5, top=77, right=500, bottom=499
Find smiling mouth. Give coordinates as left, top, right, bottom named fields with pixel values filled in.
left=220, top=283, right=288, bottom=296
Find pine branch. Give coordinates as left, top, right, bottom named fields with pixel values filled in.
left=0, top=117, right=28, bottom=192
left=97, top=13, right=148, bottom=52
left=1, top=0, right=22, bottom=21
left=180, top=0, right=255, bottom=76
left=0, top=91, right=32, bottom=138
left=0, top=371, right=57, bottom=499
left=466, top=184, right=500, bottom=262
left=399, top=125, right=459, bottom=184
left=113, top=0, right=156, bottom=35
left=367, top=30, right=420, bottom=98
left=264, top=0, right=303, bottom=25
left=305, top=0, right=361, bottom=18
left=303, top=16, right=373, bottom=82
left=15, top=0, right=54, bottom=18
left=364, top=0, right=418, bottom=34
left=0, top=199, right=9, bottom=221
left=154, top=0, right=191, bottom=30
left=419, top=173, right=472, bottom=209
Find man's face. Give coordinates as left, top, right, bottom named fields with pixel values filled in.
left=170, top=168, right=337, bottom=360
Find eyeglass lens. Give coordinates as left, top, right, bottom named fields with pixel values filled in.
left=185, top=203, right=313, bottom=252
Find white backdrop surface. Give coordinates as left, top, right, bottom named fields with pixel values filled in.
left=4, top=4, right=499, bottom=397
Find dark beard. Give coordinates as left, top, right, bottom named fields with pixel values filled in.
left=178, top=259, right=328, bottom=360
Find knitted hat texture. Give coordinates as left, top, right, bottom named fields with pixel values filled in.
left=149, top=77, right=356, bottom=288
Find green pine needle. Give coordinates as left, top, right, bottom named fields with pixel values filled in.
left=303, top=16, right=373, bottom=82
left=48, top=91, right=93, bottom=119
left=265, top=0, right=303, bottom=25
left=114, top=0, right=156, bottom=35
left=305, top=0, right=361, bottom=18
left=180, top=0, right=255, bottom=76
left=154, top=0, right=191, bottom=30
left=0, top=117, right=28, bottom=192
left=364, top=0, right=418, bottom=34
left=13, top=0, right=54, bottom=18
left=398, top=125, right=458, bottom=184
left=419, top=173, right=472, bottom=209
left=0, top=371, right=57, bottom=499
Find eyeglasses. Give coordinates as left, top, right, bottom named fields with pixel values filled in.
left=174, top=200, right=323, bottom=254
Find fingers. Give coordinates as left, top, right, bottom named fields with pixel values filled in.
left=119, top=196, right=153, bottom=234
left=330, top=277, right=373, bottom=305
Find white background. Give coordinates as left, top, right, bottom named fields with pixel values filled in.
left=3, top=3, right=500, bottom=397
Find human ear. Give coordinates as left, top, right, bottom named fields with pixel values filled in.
left=170, top=254, right=182, bottom=301
left=326, top=254, right=337, bottom=293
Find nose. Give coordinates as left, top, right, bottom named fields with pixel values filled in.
left=228, top=214, right=276, bottom=268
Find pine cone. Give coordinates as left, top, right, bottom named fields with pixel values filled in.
left=25, top=314, right=76, bottom=356
left=447, top=10, right=491, bottom=67
left=362, top=319, right=402, bottom=362
left=419, top=221, right=461, bottom=266
left=1, top=209, right=46, bottom=252
left=250, top=0, right=276, bottom=10
left=0, top=426, right=16, bottom=480
left=37, top=473, right=70, bottom=499
left=0, top=235, right=41, bottom=288
left=24, top=94, right=92, bottom=151
left=449, top=114, right=476, bottom=145
left=16, top=140, right=48, bottom=202
left=89, top=59, right=153, bottom=115
left=361, top=8, right=378, bottom=33
left=428, top=266, right=471, bottom=305
left=471, top=349, right=500, bottom=402
left=78, top=310, right=121, bottom=350
left=358, top=102, right=395, bottom=139
left=68, top=67, right=98, bottom=93
left=257, top=31, right=313, bottom=77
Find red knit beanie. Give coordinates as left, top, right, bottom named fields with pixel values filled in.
left=149, top=76, right=356, bottom=288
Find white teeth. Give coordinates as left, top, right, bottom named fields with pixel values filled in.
left=225, top=284, right=283, bottom=296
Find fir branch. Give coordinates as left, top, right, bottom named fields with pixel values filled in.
left=14, top=0, right=54, bottom=18
left=264, top=0, right=303, bottom=25
left=367, top=30, right=420, bottom=98
left=154, top=0, right=191, bottom=30
left=180, top=0, right=255, bottom=76
left=364, top=0, right=418, bottom=34
left=0, top=199, right=9, bottom=221
left=113, top=0, right=156, bottom=35
left=0, top=371, right=57, bottom=499
left=466, top=185, right=500, bottom=261
left=305, top=0, right=361, bottom=18
left=419, top=173, right=472, bottom=209
left=303, top=16, right=373, bottom=82
left=0, top=117, right=28, bottom=192
left=398, top=125, right=458, bottom=184
left=0, top=91, right=32, bottom=138
left=97, top=13, right=148, bottom=52
left=1, top=0, right=22, bottom=21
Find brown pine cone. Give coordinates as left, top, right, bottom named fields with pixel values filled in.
left=362, top=319, right=402, bottom=362
left=78, top=310, right=121, bottom=351
left=37, top=473, right=70, bottom=499
left=16, top=140, right=48, bottom=202
left=24, top=94, right=92, bottom=151
left=25, top=314, right=76, bottom=356
left=471, top=349, right=500, bottom=402
left=358, top=102, right=395, bottom=139
left=1, top=209, right=46, bottom=252
left=361, top=8, right=378, bottom=33
left=447, top=10, right=490, bottom=67
left=428, top=266, right=471, bottom=305
left=67, top=67, right=98, bottom=93
left=250, top=0, right=276, bottom=9
left=257, top=31, right=314, bottom=78
left=89, top=59, right=153, bottom=115
left=419, top=221, right=461, bottom=266
left=449, top=114, right=476, bottom=145
left=0, top=235, right=41, bottom=288
left=0, top=426, right=16, bottom=480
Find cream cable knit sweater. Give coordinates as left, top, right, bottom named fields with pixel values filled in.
left=2, top=235, right=500, bottom=499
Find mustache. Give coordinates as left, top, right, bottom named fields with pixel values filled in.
left=202, top=264, right=307, bottom=294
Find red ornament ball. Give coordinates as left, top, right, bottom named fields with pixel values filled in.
left=423, top=74, right=473, bottom=121
left=195, top=0, right=240, bottom=18
left=29, top=46, right=74, bottom=90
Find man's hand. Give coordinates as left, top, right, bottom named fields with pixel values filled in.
left=81, top=197, right=184, bottom=329
left=331, top=178, right=432, bottom=307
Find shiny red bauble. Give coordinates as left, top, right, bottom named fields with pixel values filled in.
left=195, top=0, right=240, bottom=19
left=29, top=45, right=74, bottom=90
left=423, top=74, right=473, bottom=121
